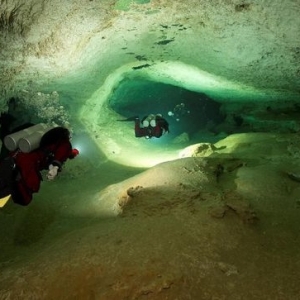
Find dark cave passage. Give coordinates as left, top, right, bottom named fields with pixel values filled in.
left=108, top=78, right=226, bottom=139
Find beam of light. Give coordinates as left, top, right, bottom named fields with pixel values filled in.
left=120, top=150, right=180, bottom=168
left=71, top=140, right=84, bottom=155
left=105, top=137, right=182, bottom=168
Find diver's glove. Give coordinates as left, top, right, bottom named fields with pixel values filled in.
left=47, top=164, right=59, bottom=180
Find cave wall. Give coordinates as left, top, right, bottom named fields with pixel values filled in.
left=0, top=0, right=299, bottom=111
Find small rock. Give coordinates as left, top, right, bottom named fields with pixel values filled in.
left=217, top=262, right=238, bottom=276
left=209, top=206, right=227, bottom=218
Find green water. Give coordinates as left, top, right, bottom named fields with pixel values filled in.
left=115, top=0, right=151, bottom=11
left=109, top=77, right=226, bottom=141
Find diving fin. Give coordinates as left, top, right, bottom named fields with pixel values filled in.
left=117, top=116, right=139, bottom=122
left=0, top=194, right=12, bottom=208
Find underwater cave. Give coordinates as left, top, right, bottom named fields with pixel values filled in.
left=1, top=0, right=300, bottom=298
left=108, top=78, right=226, bottom=140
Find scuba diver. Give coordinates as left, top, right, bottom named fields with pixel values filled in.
left=0, top=125, right=79, bottom=207
left=134, top=114, right=169, bottom=139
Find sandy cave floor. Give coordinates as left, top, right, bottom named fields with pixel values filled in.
left=0, top=133, right=300, bottom=299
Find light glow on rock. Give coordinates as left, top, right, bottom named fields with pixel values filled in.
left=79, top=60, right=286, bottom=168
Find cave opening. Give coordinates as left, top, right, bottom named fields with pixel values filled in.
left=108, top=78, right=226, bottom=142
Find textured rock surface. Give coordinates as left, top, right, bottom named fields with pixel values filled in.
left=1, top=133, right=300, bottom=299
left=1, top=4, right=300, bottom=299
left=0, top=0, right=299, bottom=106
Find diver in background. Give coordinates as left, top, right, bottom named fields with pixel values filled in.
left=135, top=114, right=169, bottom=139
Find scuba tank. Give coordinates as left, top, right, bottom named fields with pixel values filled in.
left=4, top=123, right=55, bottom=153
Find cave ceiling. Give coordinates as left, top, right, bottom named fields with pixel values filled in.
left=0, top=0, right=300, bottom=166
left=0, top=0, right=299, bottom=101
